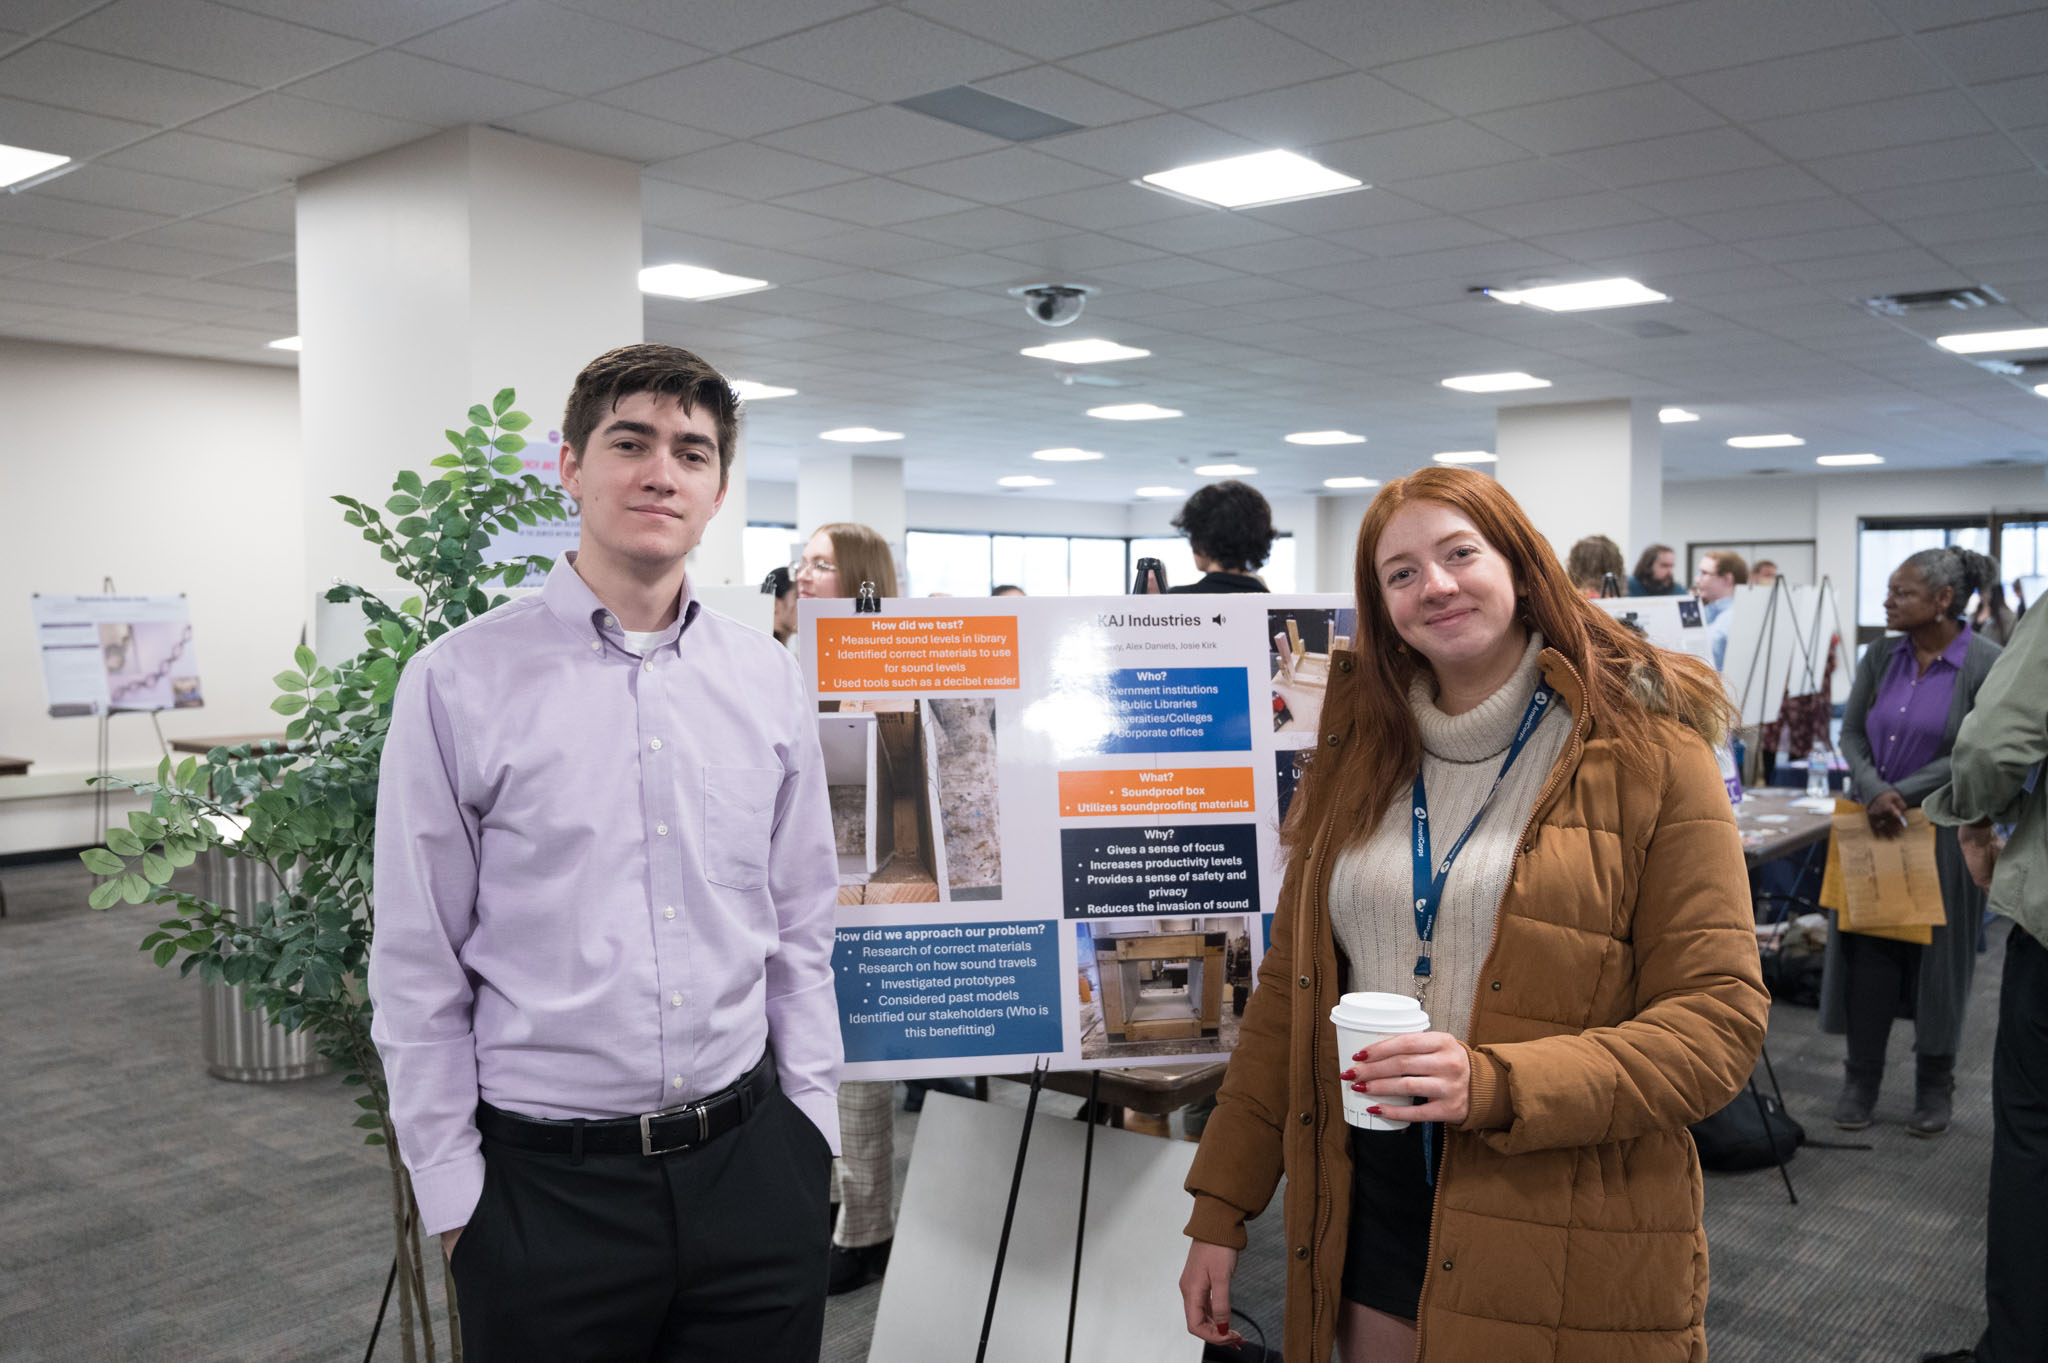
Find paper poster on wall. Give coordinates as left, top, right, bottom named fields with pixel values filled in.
left=30, top=593, right=205, bottom=717
left=804, top=594, right=1349, bottom=1082
left=482, top=431, right=577, bottom=569
left=1590, top=594, right=1713, bottom=666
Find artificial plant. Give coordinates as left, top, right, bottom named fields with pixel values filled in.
left=84, top=388, right=569, bottom=1362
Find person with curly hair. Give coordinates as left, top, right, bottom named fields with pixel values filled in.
left=1166, top=480, right=1276, bottom=594
left=1565, top=533, right=1624, bottom=598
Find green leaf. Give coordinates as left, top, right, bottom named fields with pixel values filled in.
left=395, top=516, right=428, bottom=537
left=493, top=432, right=527, bottom=454
left=378, top=620, right=406, bottom=651
left=88, top=878, right=125, bottom=910
left=141, top=852, right=174, bottom=885
left=106, top=827, right=144, bottom=856
left=401, top=596, right=424, bottom=617
left=120, top=873, right=151, bottom=905
left=487, top=454, right=521, bottom=475
left=498, top=410, right=531, bottom=431
left=395, top=469, right=423, bottom=496
left=127, top=810, right=164, bottom=840
left=502, top=562, right=527, bottom=587
left=271, top=693, right=309, bottom=715
left=431, top=453, right=462, bottom=469
left=285, top=715, right=312, bottom=741
left=421, top=479, right=452, bottom=507
left=365, top=656, right=398, bottom=684
left=295, top=644, right=318, bottom=675
left=81, top=847, right=125, bottom=875
left=175, top=755, right=198, bottom=789
left=468, top=404, right=492, bottom=426
left=162, top=840, right=197, bottom=869
left=384, top=493, right=420, bottom=514
left=354, top=1112, right=383, bottom=1130
left=273, top=670, right=307, bottom=690
left=153, top=940, right=178, bottom=968
left=514, top=503, right=537, bottom=526
left=492, top=387, right=515, bottom=416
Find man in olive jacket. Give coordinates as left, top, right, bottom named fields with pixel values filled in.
left=1922, top=600, right=2046, bottom=1363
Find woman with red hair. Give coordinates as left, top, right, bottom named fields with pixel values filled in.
left=1178, top=468, right=1769, bottom=1362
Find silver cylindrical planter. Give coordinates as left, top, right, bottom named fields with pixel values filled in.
left=197, top=846, right=330, bottom=1083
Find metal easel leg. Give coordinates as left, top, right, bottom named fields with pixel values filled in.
left=1064, top=1069, right=1101, bottom=1363
left=975, top=1058, right=1048, bottom=1363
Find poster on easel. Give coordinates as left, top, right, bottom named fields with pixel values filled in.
left=1591, top=593, right=1713, bottom=664
left=30, top=593, right=204, bottom=717
left=803, top=593, right=1349, bottom=1082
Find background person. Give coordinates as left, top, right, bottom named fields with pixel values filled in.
left=1165, top=479, right=1275, bottom=594
left=1824, top=546, right=2004, bottom=1136
left=1752, top=559, right=1780, bottom=587
left=1177, top=466, right=1767, bottom=1362
left=1694, top=549, right=1748, bottom=669
left=992, top=584, right=1025, bottom=597
left=1920, top=599, right=2048, bottom=1363
left=794, top=521, right=903, bottom=1295
left=1972, top=575, right=2017, bottom=647
left=762, top=564, right=797, bottom=648
left=1565, top=533, right=1624, bottom=598
left=1628, top=542, right=1681, bottom=596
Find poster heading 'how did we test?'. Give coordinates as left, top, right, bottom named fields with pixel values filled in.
left=815, top=616, right=1021, bottom=692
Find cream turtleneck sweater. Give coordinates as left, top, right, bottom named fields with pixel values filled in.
left=1327, top=632, right=1571, bottom=1043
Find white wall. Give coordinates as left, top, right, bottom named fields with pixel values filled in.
left=0, top=340, right=302, bottom=853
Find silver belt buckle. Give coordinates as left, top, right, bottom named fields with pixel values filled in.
left=638, top=1101, right=711, bottom=1156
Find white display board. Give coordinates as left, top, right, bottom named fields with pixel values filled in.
left=804, top=594, right=1349, bottom=1081
left=30, top=593, right=204, bottom=717
left=1591, top=594, right=1714, bottom=665
left=1722, top=580, right=1850, bottom=724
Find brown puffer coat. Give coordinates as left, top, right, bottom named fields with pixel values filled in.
left=1185, top=648, right=1770, bottom=1362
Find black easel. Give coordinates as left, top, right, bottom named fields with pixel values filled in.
left=975, top=1058, right=1049, bottom=1363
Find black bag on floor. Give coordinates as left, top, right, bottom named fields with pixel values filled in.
left=1691, top=1090, right=1804, bottom=1171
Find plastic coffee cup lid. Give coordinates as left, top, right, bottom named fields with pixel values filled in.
left=1328, top=991, right=1429, bottom=1033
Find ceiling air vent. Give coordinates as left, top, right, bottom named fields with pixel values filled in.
left=896, top=87, right=1082, bottom=141
left=1864, top=286, right=2006, bottom=316
left=1972, top=355, right=2048, bottom=377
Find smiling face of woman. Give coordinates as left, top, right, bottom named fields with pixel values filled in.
left=793, top=530, right=841, bottom=599
left=1373, top=500, right=1524, bottom=679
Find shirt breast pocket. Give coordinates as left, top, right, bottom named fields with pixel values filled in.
left=703, top=765, right=784, bottom=890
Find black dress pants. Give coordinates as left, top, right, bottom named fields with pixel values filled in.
left=450, top=1088, right=833, bottom=1362
left=1979, top=924, right=2048, bottom=1363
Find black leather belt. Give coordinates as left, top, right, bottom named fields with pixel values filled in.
left=477, top=1050, right=777, bottom=1157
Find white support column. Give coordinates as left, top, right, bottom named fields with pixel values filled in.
left=796, top=453, right=907, bottom=588
left=1496, top=399, right=1661, bottom=569
left=296, top=125, right=642, bottom=625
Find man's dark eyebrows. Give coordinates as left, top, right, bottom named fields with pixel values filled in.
left=598, top=418, right=656, bottom=439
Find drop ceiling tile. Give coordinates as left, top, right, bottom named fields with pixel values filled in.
left=0, top=42, right=256, bottom=125
left=991, top=234, right=1170, bottom=271
left=760, top=106, right=1007, bottom=174
left=402, top=2, right=707, bottom=96
left=0, top=275, right=126, bottom=308
left=202, top=189, right=295, bottom=232
left=1389, top=158, right=1600, bottom=213
left=1031, top=114, right=1262, bottom=180
left=550, top=0, right=875, bottom=54
left=1554, top=126, right=1781, bottom=189
left=772, top=178, right=978, bottom=228
left=1258, top=0, right=1569, bottom=69
left=1786, top=246, right=1963, bottom=288
left=1196, top=235, right=1366, bottom=274
left=1088, top=256, right=1243, bottom=289
left=61, top=0, right=369, bottom=85
left=1466, top=190, right=1663, bottom=237
left=743, top=10, right=1024, bottom=103
left=893, top=146, right=1114, bottom=206
left=210, top=0, right=503, bottom=45
left=1313, top=121, right=1530, bottom=184
left=139, top=275, right=295, bottom=308
left=285, top=51, right=559, bottom=125
left=1529, top=218, right=1712, bottom=262
left=1861, top=170, right=2048, bottom=224
left=1190, top=72, right=1446, bottom=146
left=672, top=202, right=847, bottom=247
left=1592, top=0, right=1894, bottom=77
left=1808, top=134, right=2033, bottom=195
left=1018, top=182, right=1206, bottom=231
left=61, top=238, right=237, bottom=277
left=1973, top=72, right=2048, bottom=129
left=1737, top=223, right=1909, bottom=263
left=183, top=92, right=437, bottom=159
left=1914, top=9, right=2048, bottom=84
left=1106, top=212, right=1294, bottom=254
left=207, top=258, right=296, bottom=290
left=1676, top=39, right=1948, bottom=121
left=14, top=256, right=186, bottom=292
left=134, top=218, right=293, bottom=261
left=1630, top=163, right=1833, bottom=215
left=1896, top=202, right=2048, bottom=249
left=970, top=67, right=1160, bottom=131
left=495, top=101, right=723, bottom=164
left=1324, top=215, right=1506, bottom=256
left=893, top=204, right=1072, bottom=248
left=802, top=270, right=948, bottom=302
left=1241, top=187, right=1437, bottom=233
left=97, top=131, right=322, bottom=189
left=1064, top=17, right=1347, bottom=107
left=1468, top=82, right=1724, bottom=156
left=1938, top=232, right=2048, bottom=269
left=1682, top=194, right=1875, bottom=242
left=1749, top=91, right=1996, bottom=163
left=896, top=0, right=1230, bottom=61
left=796, top=227, right=959, bottom=269
left=40, top=164, right=245, bottom=217
left=645, top=142, right=862, bottom=198
left=887, top=252, right=1036, bottom=287
left=1374, top=27, right=1657, bottom=118
left=602, top=57, right=867, bottom=138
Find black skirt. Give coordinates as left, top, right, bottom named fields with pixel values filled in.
left=1339, top=1119, right=1442, bottom=1321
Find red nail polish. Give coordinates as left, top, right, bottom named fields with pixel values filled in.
left=1366, top=1106, right=1383, bottom=1115
left=1340, top=1068, right=1356, bottom=1081
left=1351, top=1081, right=1367, bottom=1092
left=1355, top=1048, right=1370, bottom=1061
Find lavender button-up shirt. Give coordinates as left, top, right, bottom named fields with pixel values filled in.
left=1865, top=624, right=1973, bottom=787
left=369, top=555, right=842, bottom=1234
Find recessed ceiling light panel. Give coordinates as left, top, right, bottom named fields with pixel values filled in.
left=819, top=427, right=903, bottom=443
left=1139, top=149, right=1363, bottom=209
left=1323, top=476, right=1379, bottom=489
left=1032, top=447, right=1105, bottom=462
left=1284, top=430, right=1366, bottom=445
left=1727, top=434, right=1804, bottom=448
left=1658, top=407, right=1699, bottom=423
left=1433, top=450, right=1497, bottom=464
left=1816, top=453, right=1885, bottom=466
left=0, top=141, right=69, bottom=190
left=730, top=380, right=796, bottom=400
left=998, top=474, right=1054, bottom=487
left=1134, top=485, right=1186, bottom=497
left=638, top=263, right=771, bottom=300
left=267, top=335, right=303, bottom=351
left=1086, top=402, right=1180, bottom=420
left=1441, top=372, right=1551, bottom=393
left=1194, top=463, right=1256, bottom=476
left=1483, top=277, right=1668, bottom=312
left=1935, top=327, right=2048, bottom=354
left=1022, top=338, right=1150, bottom=363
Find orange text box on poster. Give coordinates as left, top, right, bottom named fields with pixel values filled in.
left=1058, top=767, right=1256, bottom=818
left=815, top=616, right=1021, bottom=693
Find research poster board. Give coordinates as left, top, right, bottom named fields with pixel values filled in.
left=1591, top=593, right=1714, bottom=666
left=30, top=593, right=204, bottom=717
left=481, top=431, right=577, bottom=568
left=803, top=594, right=1349, bottom=1082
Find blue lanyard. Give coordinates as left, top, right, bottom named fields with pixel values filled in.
left=1410, top=683, right=1555, bottom=998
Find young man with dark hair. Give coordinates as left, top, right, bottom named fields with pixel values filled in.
left=371, top=342, right=842, bottom=1361
left=1166, top=479, right=1275, bottom=594
left=1694, top=549, right=1750, bottom=669
left=1629, top=543, right=1681, bottom=596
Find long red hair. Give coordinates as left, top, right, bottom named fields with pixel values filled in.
left=1284, top=467, right=1731, bottom=852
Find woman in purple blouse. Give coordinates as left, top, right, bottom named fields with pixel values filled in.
left=1824, top=546, right=2005, bottom=1136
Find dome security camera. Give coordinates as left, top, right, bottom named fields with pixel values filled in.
left=1009, top=283, right=1094, bottom=327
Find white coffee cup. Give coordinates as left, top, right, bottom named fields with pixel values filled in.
left=1328, top=992, right=1431, bottom=1131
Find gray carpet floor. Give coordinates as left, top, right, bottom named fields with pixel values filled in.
left=0, top=856, right=1998, bottom=1362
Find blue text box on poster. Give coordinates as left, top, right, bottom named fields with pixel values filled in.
left=1090, top=667, right=1251, bottom=754
left=834, top=919, right=1062, bottom=1063
left=1059, top=823, right=1259, bottom=919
